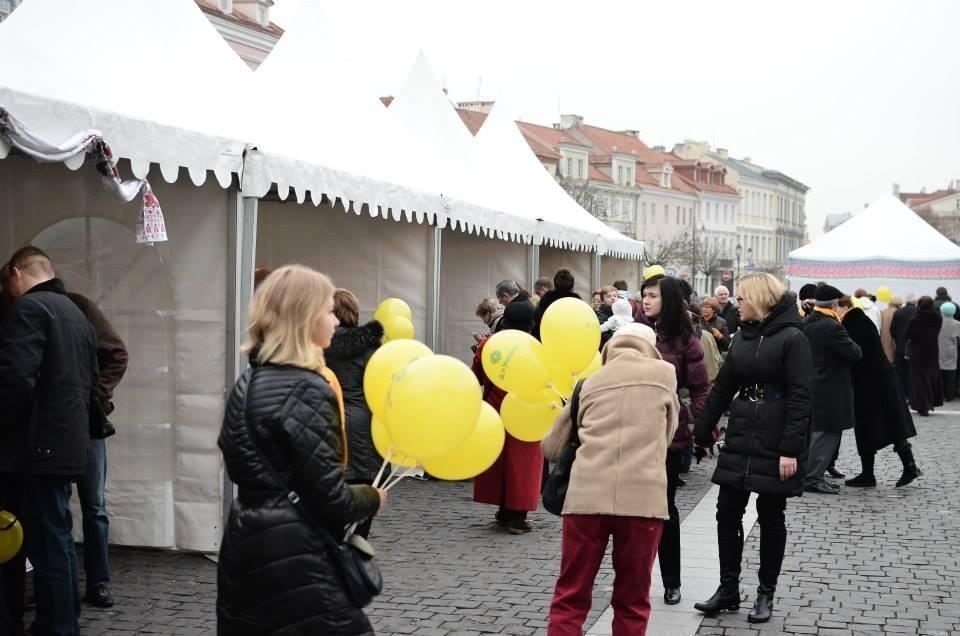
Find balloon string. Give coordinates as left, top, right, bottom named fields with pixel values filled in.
left=384, top=465, right=420, bottom=491
left=372, top=450, right=392, bottom=488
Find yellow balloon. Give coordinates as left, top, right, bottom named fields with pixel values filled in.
left=363, top=339, right=433, bottom=419
left=374, top=298, right=412, bottom=324
left=577, top=351, right=602, bottom=379
left=481, top=330, right=552, bottom=398
left=371, top=416, right=419, bottom=468
left=541, top=298, right=601, bottom=374
left=422, top=402, right=505, bottom=480
left=500, top=390, right=563, bottom=442
left=385, top=355, right=483, bottom=459
left=644, top=264, right=666, bottom=280
left=551, top=371, right=575, bottom=400
left=876, top=286, right=892, bottom=303
left=0, top=510, right=23, bottom=565
left=383, top=316, right=415, bottom=342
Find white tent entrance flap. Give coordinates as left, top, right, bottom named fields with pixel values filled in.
left=787, top=194, right=960, bottom=297
left=1, top=158, right=229, bottom=551
left=540, top=247, right=594, bottom=300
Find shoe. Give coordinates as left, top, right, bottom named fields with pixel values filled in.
left=507, top=521, right=532, bottom=535
left=84, top=584, right=114, bottom=608
left=664, top=587, right=681, bottom=605
left=677, top=478, right=687, bottom=488
left=895, top=444, right=922, bottom=488
left=495, top=509, right=507, bottom=527
left=826, top=466, right=845, bottom=479
left=748, top=590, right=774, bottom=623
left=803, top=482, right=839, bottom=494
left=694, top=586, right=740, bottom=614
left=845, top=473, right=877, bottom=487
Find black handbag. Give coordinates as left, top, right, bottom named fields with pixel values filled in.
left=542, top=379, right=585, bottom=516
left=241, top=369, right=383, bottom=608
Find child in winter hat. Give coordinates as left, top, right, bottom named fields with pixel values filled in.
left=600, top=298, right=635, bottom=334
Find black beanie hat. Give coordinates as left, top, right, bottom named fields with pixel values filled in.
left=799, top=284, right=817, bottom=301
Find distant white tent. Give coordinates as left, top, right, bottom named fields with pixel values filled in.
left=788, top=194, right=960, bottom=298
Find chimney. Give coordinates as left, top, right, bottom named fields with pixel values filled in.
left=620, top=130, right=640, bottom=138
left=559, top=114, right=583, bottom=130
left=717, top=148, right=729, bottom=159
left=892, top=183, right=900, bottom=196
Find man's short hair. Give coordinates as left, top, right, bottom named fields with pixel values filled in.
left=534, top=276, right=553, bottom=293
left=613, top=280, right=628, bottom=292
left=6, top=245, right=54, bottom=278
left=714, top=285, right=730, bottom=296
left=495, top=279, right=520, bottom=299
left=554, top=269, right=575, bottom=293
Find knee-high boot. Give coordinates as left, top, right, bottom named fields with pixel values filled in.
left=846, top=452, right=877, bottom=487
left=694, top=522, right=742, bottom=614
left=895, top=442, right=922, bottom=487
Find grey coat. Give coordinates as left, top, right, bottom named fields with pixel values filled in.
left=938, top=319, right=960, bottom=370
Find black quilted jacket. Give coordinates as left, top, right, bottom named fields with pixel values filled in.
left=217, top=361, right=380, bottom=635
left=325, top=321, right=384, bottom=483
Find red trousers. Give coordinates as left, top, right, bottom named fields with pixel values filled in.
left=548, top=515, right=663, bottom=636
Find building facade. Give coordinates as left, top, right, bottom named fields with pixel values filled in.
left=0, top=0, right=21, bottom=21
left=196, top=0, right=282, bottom=69
left=899, top=182, right=960, bottom=245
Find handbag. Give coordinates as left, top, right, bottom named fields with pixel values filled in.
left=241, top=369, right=382, bottom=608
left=542, top=379, right=585, bottom=516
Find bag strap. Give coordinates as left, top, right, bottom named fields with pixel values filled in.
left=239, top=368, right=346, bottom=553
left=568, top=379, right=585, bottom=447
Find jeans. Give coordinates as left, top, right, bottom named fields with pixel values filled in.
left=805, top=431, right=842, bottom=487
left=658, top=450, right=682, bottom=589
left=0, top=475, right=81, bottom=636
left=716, top=486, right=787, bottom=591
left=76, top=439, right=110, bottom=590
left=548, top=515, right=663, bottom=636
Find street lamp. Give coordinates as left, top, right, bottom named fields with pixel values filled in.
left=735, top=243, right=742, bottom=294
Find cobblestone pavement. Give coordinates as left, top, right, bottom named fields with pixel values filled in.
left=26, top=408, right=959, bottom=635
left=697, top=408, right=960, bottom=636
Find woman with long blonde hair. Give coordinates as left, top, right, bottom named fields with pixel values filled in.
left=217, top=265, right=386, bottom=635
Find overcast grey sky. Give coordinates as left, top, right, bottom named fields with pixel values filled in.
left=270, top=0, right=960, bottom=239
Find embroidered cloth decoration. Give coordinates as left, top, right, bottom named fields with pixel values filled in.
left=0, top=107, right=167, bottom=244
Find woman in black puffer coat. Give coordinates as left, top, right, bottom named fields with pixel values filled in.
left=326, top=289, right=384, bottom=537
left=218, top=265, right=384, bottom=636
left=693, top=273, right=812, bottom=625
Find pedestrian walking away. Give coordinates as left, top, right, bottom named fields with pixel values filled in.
left=802, top=284, right=861, bottom=494
left=890, top=295, right=918, bottom=399
left=639, top=275, right=711, bottom=605
left=543, top=323, right=678, bottom=636
left=694, top=272, right=812, bottom=624
left=0, top=246, right=98, bottom=636
left=217, top=265, right=386, bottom=635
left=938, top=302, right=960, bottom=402
left=906, top=296, right=944, bottom=416
left=838, top=296, right=921, bottom=489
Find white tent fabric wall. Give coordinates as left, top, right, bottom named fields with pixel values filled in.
left=0, top=158, right=228, bottom=552
left=439, top=229, right=529, bottom=364
left=601, top=257, right=642, bottom=294
left=540, top=248, right=594, bottom=300
left=787, top=194, right=960, bottom=299
left=255, top=200, right=431, bottom=338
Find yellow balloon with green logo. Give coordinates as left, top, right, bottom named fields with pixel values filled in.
left=481, top=330, right=551, bottom=398
left=0, top=510, right=23, bottom=564
left=423, top=403, right=505, bottom=480
left=541, top=298, right=601, bottom=375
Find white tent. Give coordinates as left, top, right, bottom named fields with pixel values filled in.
left=788, top=194, right=960, bottom=298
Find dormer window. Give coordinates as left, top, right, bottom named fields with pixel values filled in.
left=577, top=159, right=584, bottom=178
left=566, top=157, right=573, bottom=177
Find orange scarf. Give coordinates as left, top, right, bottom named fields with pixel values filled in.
left=320, top=367, right=348, bottom=466
left=813, top=306, right=841, bottom=322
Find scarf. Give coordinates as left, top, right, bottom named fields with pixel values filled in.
left=813, top=306, right=841, bottom=322
left=320, top=367, right=348, bottom=467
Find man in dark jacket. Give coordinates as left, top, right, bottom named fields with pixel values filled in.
left=532, top=269, right=581, bottom=340
left=890, top=294, right=918, bottom=399
left=715, top=285, right=740, bottom=335
left=0, top=247, right=98, bottom=636
left=65, top=291, right=128, bottom=609
left=802, top=284, right=861, bottom=494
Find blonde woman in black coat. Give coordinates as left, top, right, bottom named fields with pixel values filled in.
left=694, top=273, right=812, bottom=624
left=217, top=266, right=387, bottom=635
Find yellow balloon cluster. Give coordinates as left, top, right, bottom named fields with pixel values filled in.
left=481, top=297, right=602, bottom=442
left=875, top=286, right=892, bottom=303
left=375, top=298, right=416, bottom=343
left=0, top=510, right=23, bottom=564
left=362, top=317, right=506, bottom=482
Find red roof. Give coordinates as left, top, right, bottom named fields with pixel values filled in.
left=516, top=121, right=587, bottom=151
left=588, top=165, right=613, bottom=183
left=195, top=0, right=284, bottom=36
left=455, top=109, right=489, bottom=137
left=571, top=124, right=673, bottom=167
left=900, top=190, right=957, bottom=208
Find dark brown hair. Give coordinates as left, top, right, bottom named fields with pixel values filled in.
left=333, top=288, right=360, bottom=327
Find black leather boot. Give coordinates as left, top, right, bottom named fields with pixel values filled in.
left=694, top=523, right=742, bottom=614
left=846, top=453, right=877, bottom=487
left=895, top=443, right=922, bottom=487
left=748, top=584, right=775, bottom=623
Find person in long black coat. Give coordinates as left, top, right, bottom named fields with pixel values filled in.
left=906, top=296, right=943, bottom=417
left=839, top=301, right=921, bottom=488
left=694, top=274, right=812, bottom=624
left=325, top=290, right=385, bottom=538
left=218, top=266, right=383, bottom=636
left=801, top=285, right=862, bottom=494
left=889, top=296, right=918, bottom=398
left=532, top=269, right=581, bottom=341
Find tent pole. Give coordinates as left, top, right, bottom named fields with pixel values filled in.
left=427, top=224, right=443, bottom=352
left=527, top=243, right=540, bottom=291
left=224, top=187, right=259, bottom=525
left=591, top=250, right=602, bottom=292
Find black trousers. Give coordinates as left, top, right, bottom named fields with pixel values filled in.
left=942, top=370, right=957, bottom=402
left=658, top=449, right=682, bottom=589
left=716, top=486, right=787, bottom=591
left=896, top=354, right=911, bottom=402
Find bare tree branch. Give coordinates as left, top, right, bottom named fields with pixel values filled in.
left=643, top=235, right=691, bottom=268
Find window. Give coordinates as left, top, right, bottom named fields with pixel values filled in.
left=641, top=202, right=647, bottom=225
left=577, top=158, right=584, bottom=178
left=613, top=198, right=621, bottom=216
left=663, top=205, right=669, bottom=224
left=565, top=157, right=572, bottom=177
left=675, top=207, right=680, bottom=224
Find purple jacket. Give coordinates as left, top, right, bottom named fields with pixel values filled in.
left=655, top=330, right=711, bottom=451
